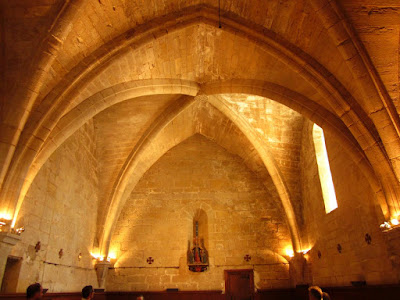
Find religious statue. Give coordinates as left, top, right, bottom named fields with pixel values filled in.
left=187, top=221, right=209, bottom=272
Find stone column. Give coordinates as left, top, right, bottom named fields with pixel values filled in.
left=0, top=232, right=21, bottom=284
left=95, top=261, right=111, bottom=289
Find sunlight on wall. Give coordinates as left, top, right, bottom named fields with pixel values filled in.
left=312, top=124, right=338, bottom=214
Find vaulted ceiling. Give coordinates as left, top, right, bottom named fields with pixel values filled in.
left=1, top=0, right=400, bottom=256
left=338, top=0, right=400, bottom=110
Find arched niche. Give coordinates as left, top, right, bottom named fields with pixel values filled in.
left=192, top=209, right=209, bottom=250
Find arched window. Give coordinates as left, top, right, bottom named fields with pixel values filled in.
left=312, top=124, right=338, bottom=214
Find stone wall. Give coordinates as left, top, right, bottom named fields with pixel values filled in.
left=107, top=134, right=292, bottom=291
left=300, top=121, right=398, bottom=286
left=9, top=121, right=99, bottom=292
left=7, top=114, right=400, bottom=293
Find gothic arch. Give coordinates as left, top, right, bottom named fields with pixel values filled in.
left=5, top=79, right=390, bottom=235
left=99, top=95, right=303, bottom=257
left=3, top=7, right=400, bottom=225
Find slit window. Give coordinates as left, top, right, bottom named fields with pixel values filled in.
left=312, top=124, right=338, bottom=214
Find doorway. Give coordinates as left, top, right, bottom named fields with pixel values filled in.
left=1, top=256, right=22, bottom=293
left=225, top=269, right=254, bottom=300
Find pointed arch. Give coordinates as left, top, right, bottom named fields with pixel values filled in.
left=6, top=79, right=390, bottom=235
left=6, top=79, right=199, bottom=227
left=4, top=5, right=400, bottom=227
left=99, top=95, right=302, bottom=256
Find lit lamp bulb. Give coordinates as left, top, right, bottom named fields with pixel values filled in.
left=0, top=221, right=6, bottom=232
left=14, top=227, right=25, bottom=235
left=380, top=222, right=391, bottom=230
left=285, top=247, right=294, bottom=258
left=391, top=219, right=399, bottom=226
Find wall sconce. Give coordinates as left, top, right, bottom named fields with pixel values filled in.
left=106, top=254, right=117, bottom=263
left=0, top=217, right=24, bottom=236
left=0, top=213, right=25, bottom=235
left=380, top=216, right=400, bottom=232
left=91, top=252, right=100, bottom=260
left=380, top=222, right=391, bottom=230
left=91, top=252, right=105, bottom=262
left=0, top=218, right=11, bottom=232
left=59, top=249, right=63, bottom=259
left=11, top=226, right=25, bottom=235
left=285, top=246, right=294, bottom=258
left=90, top=251, right=117, bottom=263
left=78, top=253, right=82, bottom=261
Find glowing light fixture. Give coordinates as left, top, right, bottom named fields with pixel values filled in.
left=90, top=252, right=104, bottom=261
left=285, top=246, right=294, bottom=258
left=0, top=210, right=25, bottom=236
left=107, top=252, right=117, bottom=261
left=380, top=222, right=391, bottom=230
left=381, top=217, right=400, bottom=232
left=90, top=251, right=116, bottom=263
left=0, top=212, right=12, bottom=221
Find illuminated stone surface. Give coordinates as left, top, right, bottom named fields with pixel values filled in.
left=1, top=0, right=400, bottom=293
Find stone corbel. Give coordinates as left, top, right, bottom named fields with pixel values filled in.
left=0, top=232, right=21, bottom=247
left=289, top=253, right=310, bottom=286
left=95, top=261, right=112, bottom=289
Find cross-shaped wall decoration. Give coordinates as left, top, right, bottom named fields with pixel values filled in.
left=147, top=257, right=154, bottom=264
left=244, top=254, right=251, bottom=262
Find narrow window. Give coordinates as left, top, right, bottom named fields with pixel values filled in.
left=312, top=124, right=338, bottom=213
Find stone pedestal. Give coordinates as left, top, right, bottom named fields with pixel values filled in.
left=95, top=261, right=111, bottom=289
left=0, top=232, right=21, bottom=285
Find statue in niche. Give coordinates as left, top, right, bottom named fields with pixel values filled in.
left=187, top=221, right=209, bottom=272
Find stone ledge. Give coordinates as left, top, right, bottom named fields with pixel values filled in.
left=0, top=232, right=22, bottom=247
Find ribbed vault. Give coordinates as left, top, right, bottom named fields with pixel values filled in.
left=2, top=0, right=400, bottom=291
left=1, top=0, right=400, bottom=247
left=97, top=95, right=303, bottom=255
